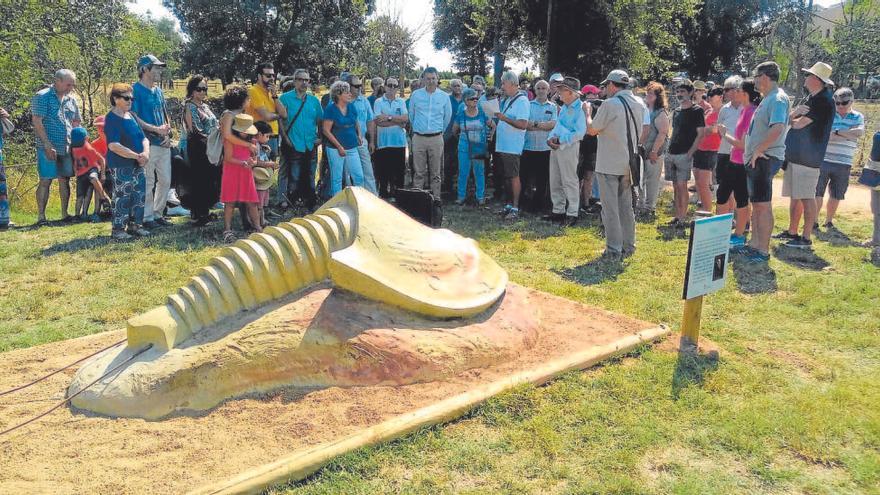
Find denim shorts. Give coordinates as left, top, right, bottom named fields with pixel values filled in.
left=37, top=148, right=74, bottom=179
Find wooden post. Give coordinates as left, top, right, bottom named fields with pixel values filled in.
left=681, top=296, right=703, bottom=345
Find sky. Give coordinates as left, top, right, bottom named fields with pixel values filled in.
left=128, top=0, right=839, bottom=74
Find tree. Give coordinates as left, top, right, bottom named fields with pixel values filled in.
left=0, top=0, right=177, bottom=120
left=164, top=0, right=375, bottom=84
left=829, top=0, right=880, bottom=95
left=433, top=0, right=529, bottom=84
left=353, top=11, right=426, bottom=81
left=678, top=0, right=791, bottom=78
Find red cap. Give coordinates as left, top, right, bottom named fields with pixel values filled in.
left=581, top=85, right=600, bottom=95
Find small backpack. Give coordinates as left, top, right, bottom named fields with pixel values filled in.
left=206, top=110, right=230, bottom=165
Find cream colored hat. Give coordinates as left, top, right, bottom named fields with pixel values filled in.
left=801, top=62, right=834, bottom=85
left=693, top=80, right=707, bottom=91
left=252, top=166, right=273, bottom=190
left=232, top=113, right=258, bottom=135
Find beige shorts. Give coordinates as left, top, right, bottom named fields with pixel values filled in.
left=782, top=162, right=821, bottom=200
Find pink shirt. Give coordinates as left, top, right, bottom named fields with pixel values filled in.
left=731, top=104, right=757, bottom=165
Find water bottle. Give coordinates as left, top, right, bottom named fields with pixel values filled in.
left=871, top=131, right=880, bottom=162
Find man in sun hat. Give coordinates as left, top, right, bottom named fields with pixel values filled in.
left=587, top=69, right=645, bottom=259
left=544, top=76, right=586, bottom=226
left=774, top=61, right=835, bottom=250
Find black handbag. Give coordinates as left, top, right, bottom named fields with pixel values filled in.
left=617, top=95, right=641, bottom=183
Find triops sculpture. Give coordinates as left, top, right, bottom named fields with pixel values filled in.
left=69, top=187, right=525, bottom=419
left=128, top=187, right=508, bottom=351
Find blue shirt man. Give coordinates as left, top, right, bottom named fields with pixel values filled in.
left=374, top=96, right=408, bottom=149
left=745, top=86, right=790, bottom=165
left=350, top=94, right=375, bottom=141
left=279, top=90, right=323, bottom=152
left=407, top=87, right=452, bottom=135
left=131, top=81, right=168, bottom=147
left=548, top=99, right=586, bottom=147
left=524, top=99, right=558, bottom=152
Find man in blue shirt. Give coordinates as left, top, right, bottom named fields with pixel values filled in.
left=494, top=71, right=530, bottom=220
left=32, top=69, right=81, bottom=225
left=443, top=79, right=464, bottom=198
left=408, top=67, right=452, bottom=197
left=522, top=80, right=557, bottom=213
left=743, top=61, right=790, bottom=260
left=546, top=77, right=586, bottom=226
left=131, top=54, right=173, bottom=228
left=278, top=69, right=323, bottom=211
left=373, top=77, right=409, bottom=198
left=346, top=74, right=378, bottom=194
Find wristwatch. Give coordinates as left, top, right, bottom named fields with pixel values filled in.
left=387, top=115, right=393, bottom=122
left=834, top=130, right=840, bottom=136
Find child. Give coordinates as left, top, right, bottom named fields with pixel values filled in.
left=221, top=114, right=262, bottom=242
left=252, top=120, right=277, bottom=227
left=70, top=127, right=112, bottom=222
left=90, top=116, right=113, bottom=218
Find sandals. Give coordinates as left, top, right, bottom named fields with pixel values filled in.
left=222, top=230, right=237, bottom=243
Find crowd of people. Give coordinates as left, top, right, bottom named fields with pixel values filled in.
left=1, top=54, right=879, bottom=263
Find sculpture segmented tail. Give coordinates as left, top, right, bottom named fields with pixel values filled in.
left=126, top=205, right=356, bottom=350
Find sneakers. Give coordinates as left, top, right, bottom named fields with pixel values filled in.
left=745, top=248, right=770, bottom=263
left=154, top=217, right=174, bottom=227
left=166, top=205, right=191, bottom=217
left=600, top=249, right=623, bottom=261
left=560, top=215, right=577, bottom=227
left=111, top=229, right=133, bottom=241
left=126, top=225, right=151, bottom=237
left=504, top=208, right=520, bottom=220
left=729, top=234, right=746, bottom=248
left=785, top=237, right=813, bottom=249
left=497, top=204, right=513, bottom=216
left=772, top=230, right=798, bottom=240
left=542, top=213, right=565, bottom=222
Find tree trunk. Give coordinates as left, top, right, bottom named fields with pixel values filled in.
left=545, top=0, right=559, bottom=74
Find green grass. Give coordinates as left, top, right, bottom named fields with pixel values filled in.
left=1, top=188, right=878, bottom=494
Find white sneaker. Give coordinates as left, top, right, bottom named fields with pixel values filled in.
left=166, top=205, right=191, bottom=217
left=166, top=188, right=182, bottom=207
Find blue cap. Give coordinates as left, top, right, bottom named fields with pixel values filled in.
left=137, top=54, right=166, bottom=69
left=71, top=127, right=88, bottom=147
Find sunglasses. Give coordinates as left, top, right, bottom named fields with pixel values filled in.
left=835, top=101, right=851, bottom=106
left=386, top=84, right=398, bottom=88
left=194, top=87, right=208, bottom=92
left=117, top=95, right=134, bottom=102
left=466, top=97, right=478, bottom=101
left=351, top=84, right=362, bottom=89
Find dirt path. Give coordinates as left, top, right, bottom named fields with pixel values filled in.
left=773, top=178, right=875, bottom=214
left=0, top=285, right=658, bottom=494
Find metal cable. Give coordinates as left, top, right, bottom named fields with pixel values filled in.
left=0, top=344, right=152, bottom=439
left=0, top=339, right=127, bottom=398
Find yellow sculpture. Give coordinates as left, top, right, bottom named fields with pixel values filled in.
left=127, top=187, right=508, bottom=351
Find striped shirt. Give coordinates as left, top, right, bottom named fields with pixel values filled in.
left=823, top=110, right=865, bottom=166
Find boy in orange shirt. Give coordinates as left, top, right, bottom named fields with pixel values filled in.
left=70, top=127, right=112, bottom=222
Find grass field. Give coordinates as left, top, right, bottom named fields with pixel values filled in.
left=0, top=184, right=878, bottom=493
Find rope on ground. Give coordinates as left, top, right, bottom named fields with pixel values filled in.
left=0, top=344, right=152, bottom=439
left=0, top=339, right=127, bottom=397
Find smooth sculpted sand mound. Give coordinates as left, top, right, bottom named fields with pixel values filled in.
left=69, top=285, right=539, bottom=419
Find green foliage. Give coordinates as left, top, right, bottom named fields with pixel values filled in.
left=829, top=1, right=880, bottom=95
left=164, top=0, right=374, bottom=84
left=0, top=0, right=181, bottom=121
left=350, top=14, right=420, bottom=80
